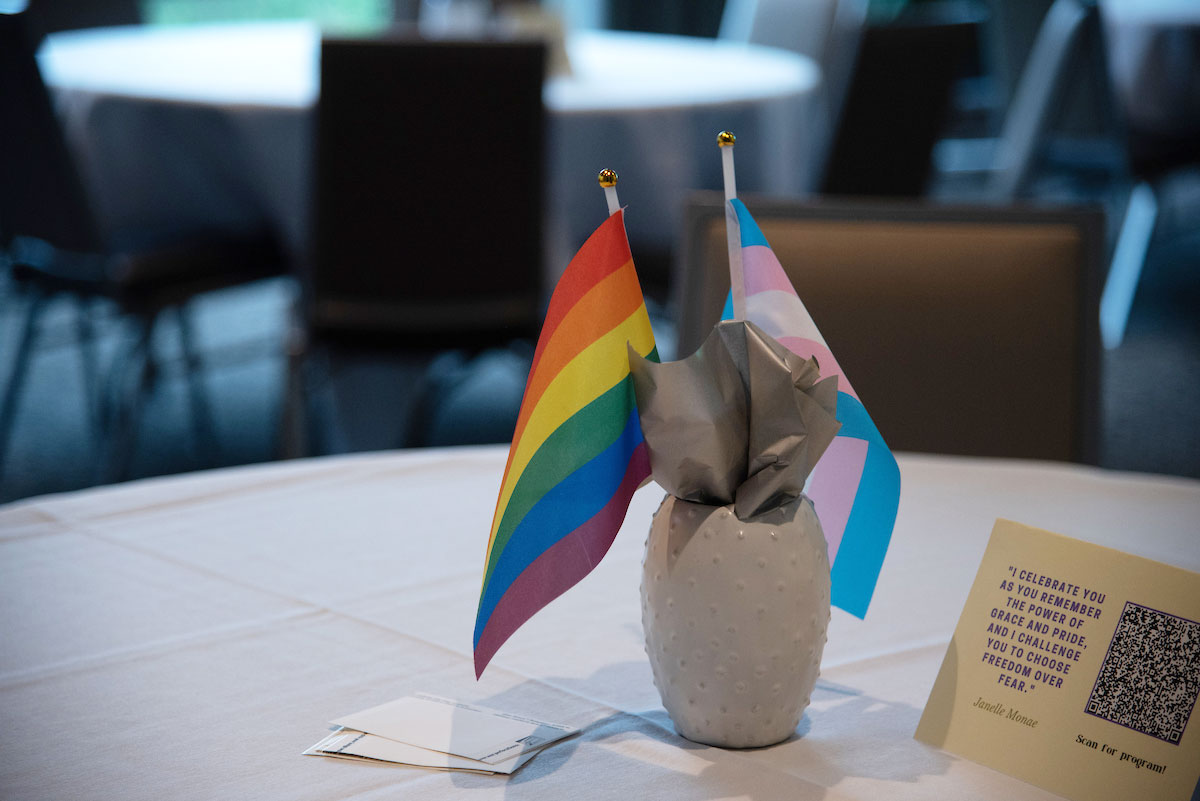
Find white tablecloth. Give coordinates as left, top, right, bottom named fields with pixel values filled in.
left=2, top=447, right=1197, bottom=799
left=38, top=22, right=820, bottom=274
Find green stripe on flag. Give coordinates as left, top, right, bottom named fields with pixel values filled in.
left=483, top=375, right=638, bottom=587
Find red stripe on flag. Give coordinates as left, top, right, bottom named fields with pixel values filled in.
left=529, top=211, right=632, bottom=378
left=509, top=266, right=645, bottom=450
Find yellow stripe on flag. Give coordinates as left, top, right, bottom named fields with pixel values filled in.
left=487, top=303, right=654, bottom=547
left=511, top=261, right=647, bottom=446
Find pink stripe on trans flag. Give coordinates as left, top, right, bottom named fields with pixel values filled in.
left=741, top=273, right=860, bottom=403
left=743, top=245, right=799, bottom=295
left=743, top=247, right=867, bottom=558
left=728, top=197, right=899, bottom=618
left=802, top=435, right=868, bottom=564
left=776, top=337, right=858, bottom=403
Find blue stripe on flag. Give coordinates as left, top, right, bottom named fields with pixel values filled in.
left=730, top=199, right=769, bottom=248
left=827, top=392, right=901, bottom=618
left=474, top=407, right=644, bottom=647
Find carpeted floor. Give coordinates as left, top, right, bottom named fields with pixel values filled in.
left=1098, top=221, right=1200, bottom=477
left=2, top=196, right=1198, bottom=505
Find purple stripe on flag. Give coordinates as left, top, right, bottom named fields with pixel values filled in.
left=806, top=435, right=869, bottom=565
left=743, top=245, right=799, bottom=296
left=474, top=442, right=650, bottom=677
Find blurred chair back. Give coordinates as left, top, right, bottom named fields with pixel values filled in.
left=20, top=0, right=140, bottom=42
left=0, top=11, right=103, bottom=254
left=822, top=1, right=984, bottom=196
left=981, top=0, right=1184, bottom=350
left=308, top=36, right=546, bottom=348
left=987, top=0, right=1118, bottom=201
left=676, top=193, right=1103, bottom=463
left=719, top=0, right=867, bottom=190
left=720, top=0, right=850, bottom=62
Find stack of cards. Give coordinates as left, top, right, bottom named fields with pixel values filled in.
left=304, top=693, right=579, bottom=775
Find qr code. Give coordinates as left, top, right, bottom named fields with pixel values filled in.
left=1085, top=602, right=1200, bottom=744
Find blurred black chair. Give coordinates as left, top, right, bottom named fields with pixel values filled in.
left=979, top=0, right=1134, bottom=349
left=282, top=36, right=545, bottom=455
left=676, top=192, right=1103, bottom=463
left=821, top=1, right=986, bottom=197
left=0, top=11, right=285, bottom=484
left=21, top=0, right=141, bottom=42
left=718, top=0, right=868, bottom=192
left=984, top=0, right=1121, bottom=202
left=957, top=0, right=1194, bottom=348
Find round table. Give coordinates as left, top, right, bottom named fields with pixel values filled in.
left=38, top=22, right=821, bottom=276
left=2, top=446, right=1197, bottom=799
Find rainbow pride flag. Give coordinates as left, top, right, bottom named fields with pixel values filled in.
left=474, top=209, right=657, bottom=677
left=723, top=198, right=900, bottom=618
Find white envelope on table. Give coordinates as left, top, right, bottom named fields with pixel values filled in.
left=305, top=728, right=540, bottom=775
left=330, top=693, right=577, bottom=765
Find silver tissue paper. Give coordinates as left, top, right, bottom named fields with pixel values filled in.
left=629, top=320, right=841, bottom=519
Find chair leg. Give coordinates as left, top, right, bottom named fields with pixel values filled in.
left=0, top=290, right=48, bottom=487
left=276, top=291, right=319, bottom=460
left=103, top=314, right=157, bottom=484
left=401, top=350, right=465, bottom=449
left=1099, top=181, right=1158, bottom=349
left=175, top=305, right=221, bottom=468
left=74, top=296, right=104, bottom=441
left=276, top=300, right=310, bottom=460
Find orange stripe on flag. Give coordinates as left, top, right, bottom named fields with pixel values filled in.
left=528, top=211, right=632, bottom=379
left=510, top=260, right=645, bottom=448
left=487, top=302, right=654, bottom=548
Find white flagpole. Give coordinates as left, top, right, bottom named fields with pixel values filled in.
left=719, top=131, right=746, bottom=321
left=598, top=169, right=620, bottom=215
left=720, top=131, right=737, bottom=202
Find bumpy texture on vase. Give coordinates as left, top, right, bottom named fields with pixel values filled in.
left=641, top=493, right=831, bottom=748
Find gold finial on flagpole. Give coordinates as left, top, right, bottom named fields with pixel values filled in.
left=598, top=169, right=620, bottom=215
left=717, top=130, right=736, bottom=147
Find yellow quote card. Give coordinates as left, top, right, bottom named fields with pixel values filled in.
left=916, top=519, right=1200, bottom=801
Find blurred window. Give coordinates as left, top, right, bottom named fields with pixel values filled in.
left=143, top=0, right=391, bottom=30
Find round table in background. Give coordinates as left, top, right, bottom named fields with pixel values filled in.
left=38, top=22, right=821, bottom=281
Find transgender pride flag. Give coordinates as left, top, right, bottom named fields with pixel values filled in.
left=723, top=198, right=900, bottom=618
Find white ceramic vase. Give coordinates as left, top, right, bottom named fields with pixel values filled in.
left=641, top=493, right=830, bottom=748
